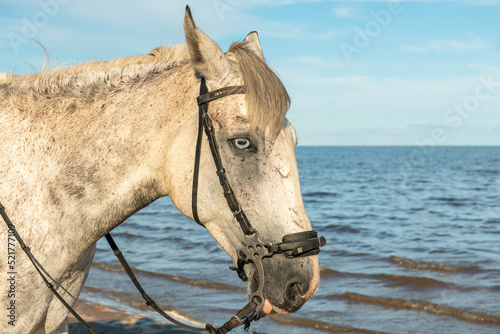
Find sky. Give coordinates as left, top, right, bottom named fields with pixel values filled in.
left=1, top=0, right=499, bottom=146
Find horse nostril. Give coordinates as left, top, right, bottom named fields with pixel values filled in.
left=284, top=281, right=306, bottom=310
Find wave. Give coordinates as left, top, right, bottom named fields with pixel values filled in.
left=339, top=292, right=500, bottom=324
left=303, top=191, right=339, bottom=197
left=326, top=214, right=350, bottom=220
left=270, top=314, right=391, bottom=334
left=83, top=286, right=162, bottom=310
left=378, top=274, right=451, bottom=289
left=320, top=268, right=348, bottom=278
left=324, top=224, right=360, bottom=234
left=389, top=256, right=479, bottom=273
left=326, top=213, right=379, bottom=221
left=320, top=268, right=454, bottom=290
left=491, top=285, right=500, bottom=292
left=428, top=196, right=467, bottom=207
left=135, top=210, right=161, bottom=216
left=92, top=262, right=244, bottom=291
left=429, top=196, right=456, bottom=202
left=82, top=286, right=206, bottom=327
left=474, top=169, right=500, bottom=176
left=105, top=231, right=137, bottom=239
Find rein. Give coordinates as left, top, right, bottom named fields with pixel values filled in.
left=0, top=77, right=325, bottom=334
left=0, top=202, right=103, bottom=334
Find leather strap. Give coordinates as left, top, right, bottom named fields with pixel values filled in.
left=0, top=202, right=103, bottom=334
left=104, top=234, right=206, bottom=332
left=104, top=232, right=261, bottom=333
left=191, top=77, right=208, bottom=226
left=191, top=77, right=248, bottom=233
left=197, top=86, right=245, bottom=105
left=268, top=231, right=327, bottom=258
left=231, top=231, right=326, bottom=282
left=201, top=107, right=254, bottom=235
left=206, top=298, right=259, bottom=334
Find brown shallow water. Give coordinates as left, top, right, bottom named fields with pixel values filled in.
left=68, top=300, right=192, bottom=334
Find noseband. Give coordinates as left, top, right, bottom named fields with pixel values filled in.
left=192, top=77, right=326, bottom=333
left=0, top=77, right=325, bottom=334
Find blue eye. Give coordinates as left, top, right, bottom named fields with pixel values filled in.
left=232, top=138, right=251, bottom=150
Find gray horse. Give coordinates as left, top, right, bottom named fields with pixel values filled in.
left=0, top=7, right=320, bottom=333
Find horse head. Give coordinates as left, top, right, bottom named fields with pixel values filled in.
left=166, top=7, right=322, bottom=316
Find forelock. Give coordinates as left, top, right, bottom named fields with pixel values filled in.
left=227, top=41, right=290, bottom=136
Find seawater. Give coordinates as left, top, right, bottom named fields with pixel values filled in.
left=81, top=146, right=500, bottom=334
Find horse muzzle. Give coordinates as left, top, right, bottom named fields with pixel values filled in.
left=232, top=230, right=325, bottom=314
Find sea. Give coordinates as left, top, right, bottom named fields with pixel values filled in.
left=81, top=146, right=500, bottom=334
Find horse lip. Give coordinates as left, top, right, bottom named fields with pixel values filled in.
left=262, top=299, right=273, bottom=314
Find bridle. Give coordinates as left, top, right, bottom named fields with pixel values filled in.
left=0, top=76, right=325, bottom=334
left=191, top=76, right=326, bottom=333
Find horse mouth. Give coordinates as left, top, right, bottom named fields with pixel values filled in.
left=246, top=257, right=315, bottom=315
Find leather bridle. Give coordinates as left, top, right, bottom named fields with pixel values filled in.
left=191, top=76, right=326, bottom=333
left=0, top=76, right=326, bottom=334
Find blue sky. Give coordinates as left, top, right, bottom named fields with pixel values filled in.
left=1, top=0, right=499, bottom=145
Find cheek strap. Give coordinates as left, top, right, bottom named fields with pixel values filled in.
left=191, top=77, right=247, bottom=231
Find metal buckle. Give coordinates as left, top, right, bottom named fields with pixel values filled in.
left=232, top=205, right=242, bottom=217
left=234, top=229, right=272, bottom=310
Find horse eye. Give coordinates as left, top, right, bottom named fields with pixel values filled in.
left=232, top=138, right=251, bottom=150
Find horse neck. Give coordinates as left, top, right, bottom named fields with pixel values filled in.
left=3, top=64, right=197, bottom=270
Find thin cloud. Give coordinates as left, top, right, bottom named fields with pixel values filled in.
left=333, top=5, right=352, bottom=17
left=401, top=38, right=486, bottom=53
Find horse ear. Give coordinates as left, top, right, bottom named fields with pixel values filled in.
left=244, top=31, right=265, bottom=62
left=183, top=6, right=232, bottom=79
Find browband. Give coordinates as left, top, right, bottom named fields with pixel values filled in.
left=197, top=86, right=245, bottom=105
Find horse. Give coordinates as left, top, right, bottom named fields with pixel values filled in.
left=0, top=7, right=321, bottom=334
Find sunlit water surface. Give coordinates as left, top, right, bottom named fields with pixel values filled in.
left=81, top=146, right=500, bottom=334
